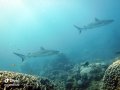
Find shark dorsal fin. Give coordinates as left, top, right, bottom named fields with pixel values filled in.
left=40, top=47, right=45, bottom=50
left=95, top=18, right=100, bottom=22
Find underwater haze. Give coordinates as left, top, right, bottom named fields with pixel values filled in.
left=0, top=0, right=120, bottom=73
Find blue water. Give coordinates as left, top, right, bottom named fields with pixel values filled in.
left=0, top=0, right=120, bottom=74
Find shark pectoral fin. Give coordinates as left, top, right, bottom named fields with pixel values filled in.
left=13, top=52, right=26, bottom=62
left=95, top=18, right=100, bottom=22
left=22, top=58, right=24, bottom=62
left=79, top=30, right=82, bottom=34
left=40, top=47, right=45, bottom=50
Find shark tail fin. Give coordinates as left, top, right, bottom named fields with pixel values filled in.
left=13, top=52, right=26, bottom=62
left=73, top=25, right=82, bottom=34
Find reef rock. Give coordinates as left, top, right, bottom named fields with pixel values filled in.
left=0, top=71, right=55, bottom=90
left=101, top=60, right=120, bottom=90
left=65, top=62, right=108, bottom=90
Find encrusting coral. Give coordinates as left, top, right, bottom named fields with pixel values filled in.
left=101, top=60, right=120, bottom=90
left=0, top=71, right=55, bottom=90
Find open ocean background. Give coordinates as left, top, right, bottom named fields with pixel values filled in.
left=0, top=0, right=120, bottom=75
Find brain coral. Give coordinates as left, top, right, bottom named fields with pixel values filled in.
left=101, top=60, right=120, bottom=90
left=0, top=71, right=55, bottom=90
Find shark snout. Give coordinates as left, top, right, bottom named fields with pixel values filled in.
left=108, top=20, right=114, bottom=23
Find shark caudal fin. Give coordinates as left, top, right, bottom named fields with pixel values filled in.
left=73, top=25, right=83, bottom=34
left=13, top=52, right=26, bottom=62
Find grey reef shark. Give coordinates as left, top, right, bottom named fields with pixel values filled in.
left=74, top=18, right=114, bottom=33
left=13, top=47, right=61, bottom=62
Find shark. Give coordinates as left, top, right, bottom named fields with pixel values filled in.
left=13, top=47, right=60, bottom=62
left=74, top=18, right=114, bottom=33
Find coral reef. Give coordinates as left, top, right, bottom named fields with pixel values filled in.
left=43, top=61, right=108, bottom=90
left=64, top=62, right=107, bottom=90
left=0, top=71, right=55, bottom=90
left=86, top=80, right=102, bottom=90
left=19, top=52, right=110, bottom=90
left=101, top=60, right=120, bottom=90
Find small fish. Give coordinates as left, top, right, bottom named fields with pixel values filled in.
left=11, top=64, right=16, bottom=67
